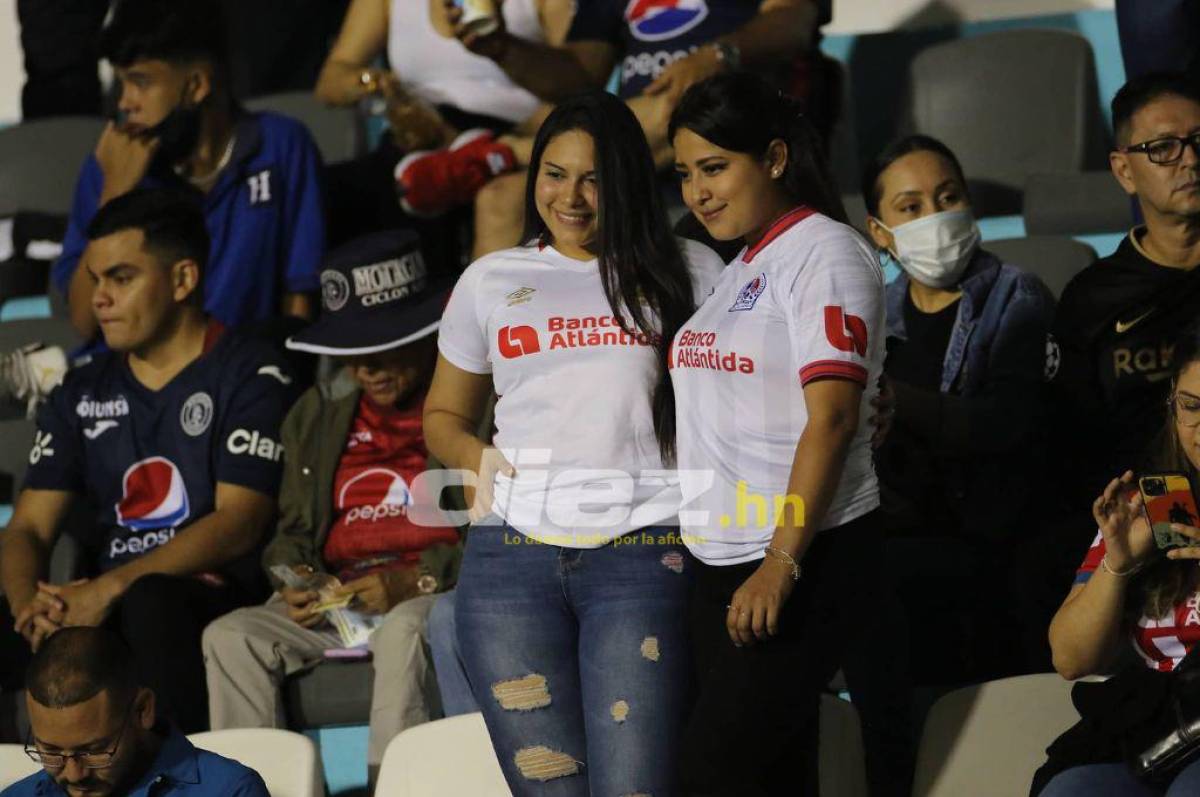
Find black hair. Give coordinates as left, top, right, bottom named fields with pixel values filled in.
left=26, top=627, right=139, bottom=709
left=100, top=0, right=229, bottom=79
left=1112, top=71, right=1200, bottom=146
left=87, top=188, right=209, bottom=297
left=859, top=134, right=969, bottom=218
left=668, top=72, right=847, bottom=223
left=521, top=92, right=696, bottom=460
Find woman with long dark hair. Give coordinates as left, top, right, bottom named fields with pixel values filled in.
left=1036, top=325, right=1200, bottom=795
left=423, top=91, right=722, bottom=795
left=669, top=72, right=886, bottom=794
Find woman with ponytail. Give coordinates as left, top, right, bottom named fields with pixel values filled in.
left=669, top=71, right=886, bottom=795
left=424, top=91, right=723, bottom=796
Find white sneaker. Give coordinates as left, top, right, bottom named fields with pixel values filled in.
left=0, top=344, right=67, bottom=417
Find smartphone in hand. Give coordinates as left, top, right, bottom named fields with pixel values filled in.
left=1139, top=473, right=1200, bottom=551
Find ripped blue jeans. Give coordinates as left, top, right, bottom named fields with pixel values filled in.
left=455, top=521, right=691, bottom=797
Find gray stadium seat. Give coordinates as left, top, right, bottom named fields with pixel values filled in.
left=284, top=658, right=375, bottom=728
left=0, top=418, right=35, bottom=503
left=987, top=236, right=1097, bottom=300
left=244, top=92, right=364, bottom=165
left=907, top=30, right=1110, bottom=216
left=1023, top=171, right=1132, bottom=236
left=912, top=674, right=1079, bottom=797
left=0, top=117, right=104, bottom=217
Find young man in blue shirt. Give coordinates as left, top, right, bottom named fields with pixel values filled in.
left=0, top=189, right=296, bottom=734
left=5, top=626, right=268, bottom=797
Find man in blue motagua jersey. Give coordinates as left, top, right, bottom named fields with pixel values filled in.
left=0, top=188, right=297, bottom=734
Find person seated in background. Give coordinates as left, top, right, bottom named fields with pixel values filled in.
left=861, top=134, right=1056, bottom=682
left=1033, top=324, right=1200, bottom=796
left=1050, top=72, right=1200, bottom=541
left=0, top=189, right=297, bottom=734
left=312, top=0, right=572, bottom=248
left=398, top=0, right=833, bottom=259
left=4, top=626, right=269, bottom=797
left=203, top=231, right=462, bottom=786
left=55, top=0, right=325, bottom=347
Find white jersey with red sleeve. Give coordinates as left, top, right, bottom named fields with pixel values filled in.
left=437, top=238, right=725, bottom=547
left=1075, top=532, right=1200, bottom=671
left=670, top=208, right=884, bottom=566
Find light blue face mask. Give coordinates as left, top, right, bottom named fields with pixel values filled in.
left=875, top=209, right=981, bottom=289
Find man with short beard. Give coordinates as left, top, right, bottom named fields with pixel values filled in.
left=3, top=627, right=268, bottom=797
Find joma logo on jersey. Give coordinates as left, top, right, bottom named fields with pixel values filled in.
left=498, top=325, right=541, bottom=359
left=227, top=429, right=284, bottom=461
left=824, top=306, right=868, bottom=357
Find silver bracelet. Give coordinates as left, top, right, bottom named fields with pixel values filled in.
left=1100, top=554, right=1144, bottom=578
left=764, top=546, right=801, bottom=581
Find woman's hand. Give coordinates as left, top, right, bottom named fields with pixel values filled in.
left=726, top=556, right=797, bottom=647
left=1164, top=523, right=1200, bottom=560
left=470, top=447, right=516, bottom=523
left=1093, top=470, right=1154, bottom=572
left=443, top=0, right=511, bottom=59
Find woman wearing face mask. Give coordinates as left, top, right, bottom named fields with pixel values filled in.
left=863, top=134, right=1056, bottom=682
left=670, top=72, right=886, bottom=795
left=424, top=92, right=723, bottom=796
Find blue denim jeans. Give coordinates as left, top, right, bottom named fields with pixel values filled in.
left=427, top=589, right=480, bottom=717
left=1041, top=759, right=1200, bottom=796
left=455, top=522, right=692, bottom=797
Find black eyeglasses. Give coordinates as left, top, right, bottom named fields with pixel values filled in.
left=1119, top=133, right=1200, bottom=164
left=24, top=699, right=135, bottom=770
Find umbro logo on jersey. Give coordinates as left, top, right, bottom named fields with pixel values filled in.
left=506, top=287, right=536, bottom=306
left=498, top=325, right=541, bottom=359
left=257, top=365, right=293, bottom=385
left=84, top=420, right=120, bottom=440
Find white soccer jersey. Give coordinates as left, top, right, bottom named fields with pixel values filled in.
left=670, top=208, right=885, bottom=565
left=438, top=238, right=725, bottom=546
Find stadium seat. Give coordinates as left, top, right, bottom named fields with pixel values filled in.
left=187, top=728, right=323, bottom=797
left=0, top=118, right=105, bottom=217
left=906, top=30, right=1110, bottom=216
left=244, top=92, right=364, bottom=165
left=0, top=744, right=41, bottom=788
left=1023, top=171, right=1132, bottom=236
left=0, top=418, right=35, bottom=503
left=376, top=696, right=868, bottom=796
left=987, top=236, right=1098, bottom=300
left=911, top=673, right=1079, bottom=797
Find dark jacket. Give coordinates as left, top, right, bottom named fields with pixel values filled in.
left=878, top=248, right=1056, bottom=541
left=261, top=374, right=462, bottom=591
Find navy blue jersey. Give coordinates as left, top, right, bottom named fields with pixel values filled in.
left=24, top=324, right=296, bottom=573
left=568, top=0, right=831, bottom=98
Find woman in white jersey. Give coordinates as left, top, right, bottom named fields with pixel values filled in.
left=313, top=0, right=571, bottom=244
left=424, top=92, right=723, bottom=796
left=670, top=72, right=886, bottom=795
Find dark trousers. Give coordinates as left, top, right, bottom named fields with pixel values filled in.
left=17, top=0, right=108, bottom=119
left=679, top=511, right=882, bottom=797
left=0, top=574, right=249, bottom=733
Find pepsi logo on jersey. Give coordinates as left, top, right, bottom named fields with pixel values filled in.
left=116, top=457, right=191, bottom=533
left=339, top=467, right=413, bottom=525
left=624, top=0, right=708, bottom=42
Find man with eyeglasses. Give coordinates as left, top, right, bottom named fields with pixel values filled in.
left=3, top=626, right=267, bottom=796
left=1047, top=71, right=1200, bottom=556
